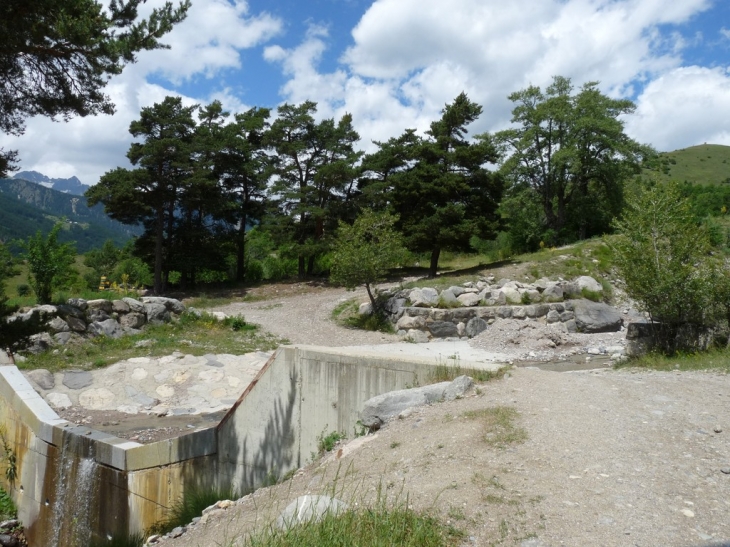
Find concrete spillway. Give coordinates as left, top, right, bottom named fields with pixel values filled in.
left=0, top=345, right=503, bottom=545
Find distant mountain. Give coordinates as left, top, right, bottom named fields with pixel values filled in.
left=13, top=170, right=90, bottom=196
left=0, top=178, right=141, bottom=253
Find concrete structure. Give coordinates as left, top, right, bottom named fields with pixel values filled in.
left=0, top=345, right=503, bottom=546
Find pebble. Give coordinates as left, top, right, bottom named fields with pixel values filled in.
left=720, top=468, right=730, bottom=475
left=714, top=426, right=722, bottom=433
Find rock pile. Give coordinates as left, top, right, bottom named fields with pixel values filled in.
left=379, top=275, right=623, bottom=342
left=7, top=296, right=185, bottom=355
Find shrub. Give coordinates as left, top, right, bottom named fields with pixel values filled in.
left=610, top=183, right=730, bottom=354
left=15, top=284, right=30, bottom=297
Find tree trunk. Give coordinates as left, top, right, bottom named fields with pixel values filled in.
left=365, top=282, right=378, bottom=312
left=428, top=247, right=441, bottom=278
left=307, top=255, right=315, bottom=276
left=236, top=213, right=247, bottom=282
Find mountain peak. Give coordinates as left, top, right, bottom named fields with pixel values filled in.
left=13, top=171, right=89, bottom=196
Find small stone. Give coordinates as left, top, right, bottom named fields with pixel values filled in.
left=169, top=526, right=185, bottom=538
left=714, top=426, right=722, bottom=434
left=721, top=468, right=730, bottom=474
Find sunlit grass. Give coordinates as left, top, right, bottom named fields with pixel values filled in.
left=615, top=348, right=730, bottom=373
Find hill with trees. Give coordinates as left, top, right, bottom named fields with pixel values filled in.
left=0, top=178, right=140, bottom=252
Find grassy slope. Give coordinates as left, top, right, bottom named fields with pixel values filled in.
left=643, top=144, right=730, bottom=185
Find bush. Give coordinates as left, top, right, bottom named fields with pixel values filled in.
left=16, top=284, right=30, bottom=297
left=611, top=183, right=730, bottom=354
left=245, top=260, right=264, bottom=283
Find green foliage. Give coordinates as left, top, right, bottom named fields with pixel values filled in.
left=20, top=222, right=77, bottom=304
left=15, top=284, right=29, bottom=297
left=317, top=430, right=346, bottom=455
left=0, top=0, right=190, bottom=176
left=151, top=485, right=238, bottom=536
left=0, top=487, right=17, bottom=522
left=330, top=210, right=408, bottom=310
left=497, top=76, right=650, bottom=245
left=429, top=362, right=505, bottom=384
left=610, top=183, right=730, bottom=354
left=222, top=315, right=255, bottom=332
left=642, top=144, right=730, bottom=186
left=616, top=347, right=730, bottom=372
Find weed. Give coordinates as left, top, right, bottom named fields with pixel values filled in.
left=150, top=485, right=238, bottom=536
left=222, top=315, right=255, bottom=332
left=580, top=287, right=603, bottom=302
left=429, top=362, right=505, bottom=384
left=0, top=487, right=16, bottom=521
left=447, top=506, right=466, bottom=521
left=317, top=430, right=346, bottom=455
left=463, top=406, right=528, bottom=448
left=390, top=441, right=401, bottom=449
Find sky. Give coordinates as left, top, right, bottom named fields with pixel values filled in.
left=3, top=0, right=730, bottom=186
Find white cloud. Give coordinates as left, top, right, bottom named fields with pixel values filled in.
left=625, top=66, right=730, bottom=151
left=0, top=0, right=282, bottom=185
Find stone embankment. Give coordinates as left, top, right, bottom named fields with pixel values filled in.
left=376, top=275, right=625, bottom=343
left=5, top=296, right=186, bottom=357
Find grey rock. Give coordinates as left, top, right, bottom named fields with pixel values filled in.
left=87, top=319, right=124, bottom=338
left=63, top=371, right=93, bottom=390
left=396, top=315, right=426, bottom=330
left=548, top=302, right=565, bottom=312
left=86, top=309, right=110, bottom=323
left=409, top=287, right=439, bottom=307
left=559, top=311, right=574, bottom=322
left=448, top=285, right=466, bottom=297
left=384, top=297, right=406, bottom=315
left=576, top=275, right=603, bottom=293
left=431, top=309, right=453, bottom=321
left=564, top=319, right=577, bottom=333
left=457, top=292, right=482, bottom=307
left=533, top=278, right=552, bottom=291
left=35, top=305, right=58, bottom=319
left=47, top=317, right=70, bottom=333
left=87, top=299, right=113, bottom=313
left=144, top=302, right=170, bottom=324
left=572, top=300, right=622, bottom=333
left=276, top=495, right=347, bottom=530
left=67, top=298, right=88, bottom=311
left=428, top=321, right=459, bottom=338
left=562, top=281, right=581, bottom=299
left=169, top=526, right=185, bottom=538
left=120, top=312, right=146, bottom=329
left=444, top=375, right=473, bottom=400
left=466, top=317, right=488, bottom=338
left=546, top=310, right=561, bottom=323
left=0, top=533, right=21, bottom=546
left=65, top=316, right=87, bottom=332
left=112, top=300, right=130, bottom=314
left=27, top=369, right=55, bottom=390
left=451, top=308, right=477, bottom=320
left=500, top=287, right=522, bottom=304
left=26, top=332, right=53, bottom=354
left=56, top=304, right=85, bottom=320
left=456, top=322, right=466, bottom=337
left=406, top=329, right=430, bottom=343
left=523, top=289, right=541, bottom=303
left=512, top=306, right=526, bottom=319
left=542, top=283, right=563, bottom=302
left=721, top=468, right=730, bottom=474
left=496, top=306, right=513, bottom=319
left=439, top=289, right=458, bottom=306
left=122, top=297, right=145, bottom=313
left=141, top=296, right=185, bottom=314
left=533, top=304, right=549, bottom=318
left=358, top=302, right=373, bottom=316
left=53, top=332, right=73, bottom=345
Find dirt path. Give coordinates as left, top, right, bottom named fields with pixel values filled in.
left=210, top=285, right=401, bottom=347
left=164, top=367, right=730, bottom=547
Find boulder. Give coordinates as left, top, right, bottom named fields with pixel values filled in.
left=439, top=289, right=458, bottom=306
left=457, top=292, right=481, bottom=307
left=522, top=289, right=542, bottom=303
left=87, top=299, right=113, bottom=313
left=405, top=329, right=429, bottom=343
left=67, top=298, right=88, bottom=311
left=112, top=300, right=130, bottom=314
left=384, top=297, right=407, bottom=315
left=499, top=287, right=521, bottom=304
left=142, top=296, right=185, bottom=314
left=396, top=315, right=426, bottom=330
left=276, top=496, right=347, bottom=531
left=87, top=319, right=124, bottom=338
left=46, top=393, right=73, bottom=410
left=564, top=319, right=577, bottom=333
left=360, top=377, right=472, bottom=429
left=448, top=286, right=466, bottom=297
left=63, top=370, right=93, bottom=390
left=512, top=306, right=526, bottom=319
left=119, top=312, right=146, bottom=329
left=56, top=304, right=85, bottom=320
left=25, top=333, right=53, bottom=354
left=572, top=300, right=622, bottom=333
left=427, top=321, right=459, bottom=338
left=576, top=276, right=603, bottom=294
left=65, top=316, right=87, bottom=333
left=87, top=309, right=110, bottom=323
left=358, top=302, right=373, bottom=316
left=465, top=317, right=488, bottom=338
left=54, top=332, right=74, bottom=345
left=47, top=317, right=69, bottom=334
left=546, top=310, right=560, bottom=324
left=122, top=297, right=146, bottom=313
left=542, top=283, right=563, bottom=302
left=144, top=302, right=170, bottom=324
left=27, top=369, right=54, bottom=390
left=409, top=288, right=439, bottom=307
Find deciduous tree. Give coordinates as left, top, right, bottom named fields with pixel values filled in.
left=21, top=223, right=77, bottom=304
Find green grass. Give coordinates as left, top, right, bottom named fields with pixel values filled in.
left=463, top=406, right=528, bottom=449
left=150, top=485, right=238, bottom=537
left=242, top=487, right=464, bottom=547
left=0, top=486, right=16, bottom=521
left=330, top=298, right=394, bottom=333
left=317, top=430, right=346, bottom=455
left=644, top=144, right=730, bottom=185
left=17, top=311, right=285, bottom=373
left=615, top=347, right=730, bottom=372
left=429, top=362, right=506, bottom=384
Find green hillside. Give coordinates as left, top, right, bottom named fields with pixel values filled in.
left=643, top=144, right=730, bottom=185
left=0, top=179, right=140, bottom=253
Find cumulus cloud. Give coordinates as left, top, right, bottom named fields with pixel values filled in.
left=0, top=0, right=282, bottom=185
left=265, top=0, right=718, bottom=150
left=625, top=66, right=730, bottom=151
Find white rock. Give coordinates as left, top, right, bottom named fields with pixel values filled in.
left=46, top=392, right=73, bottom=409
left=576, top=276, right=603, bottom=293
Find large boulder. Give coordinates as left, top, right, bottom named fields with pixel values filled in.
left=144, top=302, right=170, bottom=324
left=142, top=296, right=185, bottom=314
left=122, top=297, right=145, bottom=313
left=465, top=317, right=488, bottom=338
left=409, top=288, right=439, bottom=307
left=427, top=321, right=459, bottom=338
left=542, top=283, right=563, bottom=302
left=396, top=315, right=426, bottom=330
left=119, top=312, right=146, bottom=329
left=439, top=289, right=458, bottom=306
left=572, top=300, right=622, bottom=333
left=457, top=292, right=482, bottom=307
left=87, top=319, right=124, bottom=338
left=576, top=276, right=603, bottom=294
left=360, top=376, right=473, bottom=429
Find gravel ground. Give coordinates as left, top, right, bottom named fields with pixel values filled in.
left=161, top=366, right=730, bottom=547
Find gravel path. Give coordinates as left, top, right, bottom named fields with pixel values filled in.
left=164, top=367, right=730, bottom=547
left=211, top=285, right=400, bottom=347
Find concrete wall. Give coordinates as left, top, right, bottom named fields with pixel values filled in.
left=0, top=346, right=455, bottom=545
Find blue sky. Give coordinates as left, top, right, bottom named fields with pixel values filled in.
left=3, top=0, right=730, bottom=186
